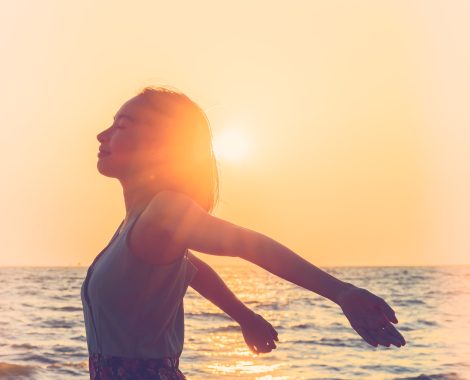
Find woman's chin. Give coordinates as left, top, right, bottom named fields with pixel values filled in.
left=96, top=162, right=117, bottom=177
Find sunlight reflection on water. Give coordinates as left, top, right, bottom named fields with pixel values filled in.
left=0, top=265, right=469, bottom=379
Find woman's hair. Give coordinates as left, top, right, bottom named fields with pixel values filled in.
left=135, top=86, right=220, bottom=214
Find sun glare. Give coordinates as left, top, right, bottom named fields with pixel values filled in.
left=212, top=127, right=252, bottom=163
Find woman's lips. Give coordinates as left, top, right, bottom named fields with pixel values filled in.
left=98, top=151, right=111, bottom=157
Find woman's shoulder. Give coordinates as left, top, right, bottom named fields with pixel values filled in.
left=126, top=190, right=199, bottom=266
left=145, top=190, right=207, bottom=236
left=150, top=190, right=202, bottom=216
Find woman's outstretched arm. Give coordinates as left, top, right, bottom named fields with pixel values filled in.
left=144, top=190, right=406, bottom=348
left=186, top=251, right=278, bottom=354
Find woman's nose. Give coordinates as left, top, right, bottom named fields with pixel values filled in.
left=97, top=129, right=109, bottom=142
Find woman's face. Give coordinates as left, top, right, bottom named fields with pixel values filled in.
left=96, top=96, right=170, bottom=180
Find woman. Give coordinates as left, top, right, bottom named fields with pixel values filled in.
left=82, top=86, right=405, bottom=379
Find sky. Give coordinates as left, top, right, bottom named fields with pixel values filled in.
left=0, top=1, right=468, bottom=267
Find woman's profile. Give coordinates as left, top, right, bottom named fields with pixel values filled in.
left=81, top=86, right=406, bottom=379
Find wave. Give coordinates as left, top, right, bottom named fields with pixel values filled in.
left=0, top=362, right=38, bottom=379
left=40, top=319, right=76, bottom=329
left=185, top=312, right=231, bottom=321
left=37, top=305, right=83, bottom=312
left=290, top=323, right=316, bottom=329
left=2, top=266, right=469, bottom=379
left=70, top=335, right=86, bottom=342
left=211, top=324, right=240, bottom=333
left=395, top=372, right=463, bottom=380
left=287, top=337, right=352, bottom=347
left=187, top=324, right=241, bottom=334
left=21, top=354, right=58, bottom=364
left=10, top=343, right=40, bottom=350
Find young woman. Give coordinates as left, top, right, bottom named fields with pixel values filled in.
left=82, top=86, right=405, bottom=379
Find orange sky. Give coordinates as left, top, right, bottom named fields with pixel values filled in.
left=1, top=1, right=468, bottom=266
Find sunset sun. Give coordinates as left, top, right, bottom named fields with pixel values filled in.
left=212, top=127, right=252, bottom=163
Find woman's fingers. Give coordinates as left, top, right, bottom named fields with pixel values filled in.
left=369, top=328, right=390, bottom=347
left=355, top=326, right=378, bottom=347
left=357, top=324, right=406, bottom=348
left=248, top=337, right=277, bottom=354
left=255, top=342, right=273, bottom=353
left=378, top=298, right=398, bottom=323
left=380, top=326, right=402, bottom=347
left=384, top=323, right=406, bottom=346
left=271, top=327, right=279, bottom=341
left=357, top=317, right=406, bottom=348
left=263, top=337, right=277, bottom=351
left=374, top=325, right=406, bottom=347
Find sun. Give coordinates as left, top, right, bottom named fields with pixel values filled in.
left=212, top=127, right=252, bottom=163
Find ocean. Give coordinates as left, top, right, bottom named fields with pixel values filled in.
left=0, top=264, right=469, bottom=379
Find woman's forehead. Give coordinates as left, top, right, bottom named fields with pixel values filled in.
left=115, top=97, right=158, bottom=124
left=115, top=96, right=181, bottom=144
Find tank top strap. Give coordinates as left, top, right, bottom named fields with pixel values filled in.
left=120, top=202, right=151, bottom=237
left=121, top=198, right=192, bottom=262
left=111, top=220, right=125, bottom=242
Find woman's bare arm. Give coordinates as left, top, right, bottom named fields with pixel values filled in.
left=186, top=251, right=278, bottom=354
left=187, top=251, right=251, bottom=323
left=147, top=190, right=406, bottom=348
left=152, top=191, right=350, bottom=302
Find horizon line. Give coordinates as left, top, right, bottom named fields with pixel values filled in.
left=1, top=263, right=469, bottom=268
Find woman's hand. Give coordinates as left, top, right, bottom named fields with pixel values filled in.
left=336, top=284, right=406, bottom=348
left=239, top=312, right=279, bottom=355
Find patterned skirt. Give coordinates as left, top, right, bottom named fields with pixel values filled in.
left=89, top=353, right=187, bottom=380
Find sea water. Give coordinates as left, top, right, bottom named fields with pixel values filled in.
left=0, top=264, right=469, bottom=379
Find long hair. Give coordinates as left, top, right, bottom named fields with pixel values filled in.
left=136, top=86, right=220, bottom=214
